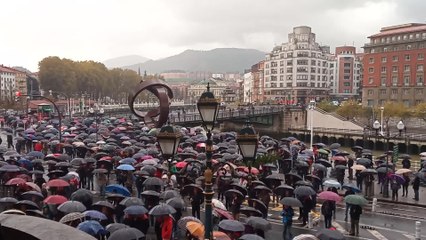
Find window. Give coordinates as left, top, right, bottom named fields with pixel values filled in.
left=344, top=63, right=351, bottom=68
left=391, top=66, right=397, bottom=72
left=417, top=75, right=423, bottom=86
left=404, top=76, right=410, bottom=86
left=381, top=77, right=386, bottom=86
left=392, top=76, right=398, bottom=86
left=393, top=56, right=398, bottom=62
left=344, top=75, right=350, bottom=80
left=419, top=53, right=425, bottom=60
left=416, top=89, right=423, bottom=94
left=344, top=69, right=351, bottom=74
left=407, top=45, right=412, bottom=50
left=404, top=65, right=410, bottom=72
left=381, top=57, right=387, bottom=63
left=368, top=90, right=373, bottom=95
left=368, top=77, right=374, bottom=84
left=380, top=89, right=387, bottom=95
left=405, top=54, right=411, bottom=61
left=369, top=67, right=374, bottom=73
left=369, top=58, right=374, bottom=64
left=381, top=67, right=386, bottom=73
left=367, top=99, right=374, bottom=106
left=403, top=89, right=409, bottom=95
left=344, top=82, right=351, bottom=86
left=417, top=65, right=424, bottom=71
left=391, top=89, right=398, bottom=95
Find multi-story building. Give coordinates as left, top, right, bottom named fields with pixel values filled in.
left=263, top=26, right=333, bottom=104
left=14, top=69, right=28, bottom=97
left=251, top=61, right=264, bottom=103
left=0, top=65, right=17, bottom=101
left=187, top=78, right=239, bottom=104
left=330, top=46, right=363, bottom=100
left=243, top=72, right=253, bottom=103
left=362, top=23, right=426, bottom=107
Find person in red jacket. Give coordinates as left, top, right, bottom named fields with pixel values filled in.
left=34, top=140, right=43, bottom=152
left=161, top=215, right=174, bottom=240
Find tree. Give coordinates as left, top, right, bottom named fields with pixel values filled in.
left=316, top=100, right=338, bottom=112
left=381, top=101, right=411, bottom=121
left=336, top=100, right=364, bottom=120
left=413, top=102, right=426, bottom=121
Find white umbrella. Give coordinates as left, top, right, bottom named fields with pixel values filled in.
left=395, top=168, right=412, bottom=175
left=212, top=199, right=226, bottom=210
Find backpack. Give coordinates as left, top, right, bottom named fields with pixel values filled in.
left=321, top=201, right=333, bottom=216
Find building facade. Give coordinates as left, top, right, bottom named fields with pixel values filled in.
left=330, top=46, right=363, bottom=100
left=263, top=26, right=334, bottom=104
left=0, top=66, right=17, bottom=101
left=243, top=72, right=253, bottom=103
left=187, top=78, right=239, bottom=104
left=251, top=61, right=264, bottom=104
left=362, top=23, right=426, bottom=107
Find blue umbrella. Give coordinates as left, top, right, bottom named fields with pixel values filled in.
left=84, top=210, right=107, bottom=221
left=119, top=158, right=136, bottom=165
left=106, top=184, right=131, bottom=197
left=17, top=159, right=33, bottom=170
left=124, top=205, right=148, bottom=215
left=77, top=220, right=108, bottom=236
left=342, top=183, right=361, bottom=193
left=117, top=164, right=135, bottom=171
left=27, top=151, right=45, bottom=159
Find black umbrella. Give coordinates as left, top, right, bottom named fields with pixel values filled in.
left=71, top=189, right=94, bottom=208
left=335, top=165, right=348, bottom=170
left=229, top=183, right=247, bottom=196
left=119, top=197, right=144, bottom=207
left=274, top=184, right=294, bottom=196
left=313, top=163, right=327, bottom=172
left=357, top=158, right=372, bottom=167
left=123, top=205, right=148, bottom=215
left=240, top=206, right=263, bottom=217
left=295, top=180, right=313, bottom=188
left=294, top=186, right=316, bottom=197
left=376, top=167, right=393, bottom=174
left=149, top=203, right=176, bottom=216
left=351, top=146, right=363, bottom=151
left=361, top=169, right=377, bottom=175
left=159, top=190, right=180, bottom=200
left=316, top=228, right=345, bottom=240
left=181, top=184, right=203, bottom=196
left=108, top=227, right=145, bottom=240
left=15, top=200, right=40, bottom=210
left=92, top=201, right=115, bottom=211
left=329, top=143, right=341, bottom=150
left=247, top=199, right=267, bottom=213
left=141, top=190, right=161, bottom=198
left=106, top=223, right=128, bottom=234
left=58, top=200, right=87, bottom=213
left=280, top=197, right=303, bottom=207
left=21, top=191, right=44, bottom=202
left=166, top=197, right=185, bottom=209
left=305, top=174, right=321, bottom=182
left=218, top=219, right=245, bottom=232
left=224, top=189, right=245, bottom=201
left=143, top=177, right=164, bottom=187
left=245, top=216, right=271, bottom=231
left=316, top=159, right=332, bottom=168
left=253, top=185, right=272, bottom=193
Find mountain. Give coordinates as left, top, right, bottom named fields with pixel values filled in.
left=123, top=48, right=266, bottom=73
left=103, top=55, right=150, bottom=68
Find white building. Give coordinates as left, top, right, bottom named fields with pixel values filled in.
left=0, top=66, right=17, bottom=101
left=263, top=26, right=334, bottom=104
left=243, top=72, right=253, bottom=103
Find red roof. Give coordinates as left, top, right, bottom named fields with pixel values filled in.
left=369, top=23, right=426, bottom=38
left=0, top=66, right=16, bottom=73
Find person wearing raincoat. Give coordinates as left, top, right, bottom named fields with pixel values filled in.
left=282, top=205, right=294, bottom=240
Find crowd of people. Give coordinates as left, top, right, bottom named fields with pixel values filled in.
left=0, top=113, right=423, bottom=240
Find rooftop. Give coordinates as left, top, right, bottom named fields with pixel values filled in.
left=369, top=23, right=426, bottom=38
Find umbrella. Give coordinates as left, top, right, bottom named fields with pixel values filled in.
left=334, top=165, right=348, bottom=170
left=361, top=169, right=377, bottom=175
left=212, top=199, right=227, bottom=210
left=92, top=201, right=115, bottom=211
left=239, top=234, right=265, bottom=240
left=218, top=219, right=245, bottom=232
left=106, top=184, right=131, bottom=197
left=149, top=203, right=176, bottom=216
left=295, top=180, right=313, bottom=188
left=329, top=143, right=341, bottom=149
left=0, top=164, right=21, bottom=172
left=0, top=197, right=18, bottom=204
left=15, top=200, right=39, bottom=210
left=213, top=231, right=232, bottom=240
left=253, top=185, right=272, bottom=193
left=119, top=158, right=137, bottom=165
left=46, top=179, right=70, bottom=188
left=141, top=190, right=160, bottom=198
left=92, top=168, right=108, bottom=174
left=106, top=223, right=129, bottom=234
left=25, top=182, right=41, bottom=192
left=109, top=227, right=145, bottom=240
left=313, top=163, right=327, bottom=172
left=229, top=183, right=248, bottom=196
left=21, top=191, right=44, bottom=201
left=396, top=168, right=412, bottom=175
left=351, top=165, right=366, bottom=171
left=342, top=183, right=361, bottom=193
left=160, top=190, right=180, bottom=200
left=344, top=195, right=368, bottom=206
left=389, top=174, right=406, bottom=184
left=84, top=210, right=107, bottom=221
left=186, top=221, right=205, bottom=239
left=214, top=208, right=234, bottom=220
left=316, top=159, right=332, bottom=168
left=44, top=195, right=68, bottom=205
left=117, top=164, right=135, bottom=171
left=124, top=205, right=148, bottom=215
left=376, top=167, right=394, bottom=174
left=357, top=158, right=372, bottom=167
left=166, top=197, right=185, bottom=209
left=224, top=189, right=245, bottom=201
left=143, top=177, right=164, bottom=187
left=58, top=200, right=87, bottom=213
left=274, top=184, right=294, bottom=196
left=5, top=177, right=26, bottom=186
left=71, top=189, right=94, bottom=207
left=119, top=197, right=144, bottom=207
left=316, top=228, right=345, bottom=240
left=245, top=216, right=271, bottom=231
left=240, top=206, right=263, bottom=217
left=306, top=174, right=321, bottom=182
left=77, top=220, right=107, bottom=236
left=178, top=216, right=203, bottom=230
left=293, top=234, right=319, bottom=240
left=294, top=186, right=316, bottom=197
left=318, top=191, right=341, bottom=202
left=323, top=179, right=341, bottom=189
left=280, top=197, right=303, bottom=207
left=59, top=212, right=85, bottom=224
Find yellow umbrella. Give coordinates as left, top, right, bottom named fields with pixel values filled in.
left=186, top=221, right=205, bottom=239
left=213, top=231, right=231, bottom=240
left=351, top=164, right=366, bottom=171
left=395, top=168, right=412, bottom=175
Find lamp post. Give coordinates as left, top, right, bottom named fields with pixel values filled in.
left=236, top=121, right=258, bottom=183
left=90, top=107, right=104, bottom=141
left=308, top=100, right=316, bottom=150
left=157, top=125, right=182, bottom=174
left=373, top=119, right=406, bottom=198
left=197, top=83, right=219, bottom=240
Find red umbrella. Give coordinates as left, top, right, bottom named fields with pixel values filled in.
left=44, top=195, right=68, bottom=205
left=196, top=143, right=206, bottom=148
left=142, top=155, right=153, bottom=160
left=175, top=162, right=188, bottom=168
left=236, top=166, right=259, bottom=175
left=318, top=191, right=341, bottom=202
left=16, top=174, right=32, bottom=182
left=25, top=182, right=41, bottom=192
left=213, top=208, right=234, bottom=220
left=99, top=156, right=112, bottom=161
left=6, top=178, right=26, bottom=186
left=332, top=156, right=346, bottom=162
left=46, top=179, right=70, bottom=188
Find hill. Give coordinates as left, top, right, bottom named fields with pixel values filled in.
left=123, top=48, right=265, bottom=73
left=103, top=55, right=150, bottom=69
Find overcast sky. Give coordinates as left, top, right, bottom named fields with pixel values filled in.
left=0, top=0, right=424, bottom=71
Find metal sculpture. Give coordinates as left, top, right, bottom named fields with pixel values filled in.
left=128, top=79, right=173, bottom=128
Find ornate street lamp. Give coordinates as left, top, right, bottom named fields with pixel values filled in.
left=197, top=83, right=219, bottom=240
left=237, top=121, right=258, bottom=180
left=308, top=100, right=316, bottom=150
left=157, top=125, right=182, bottom=160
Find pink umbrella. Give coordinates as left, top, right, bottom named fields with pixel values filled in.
left=175, top=162, right=188, bottom=168
left=142, top=155, right=153, bottom=160
left=318, top=191, right=341, bottom=202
